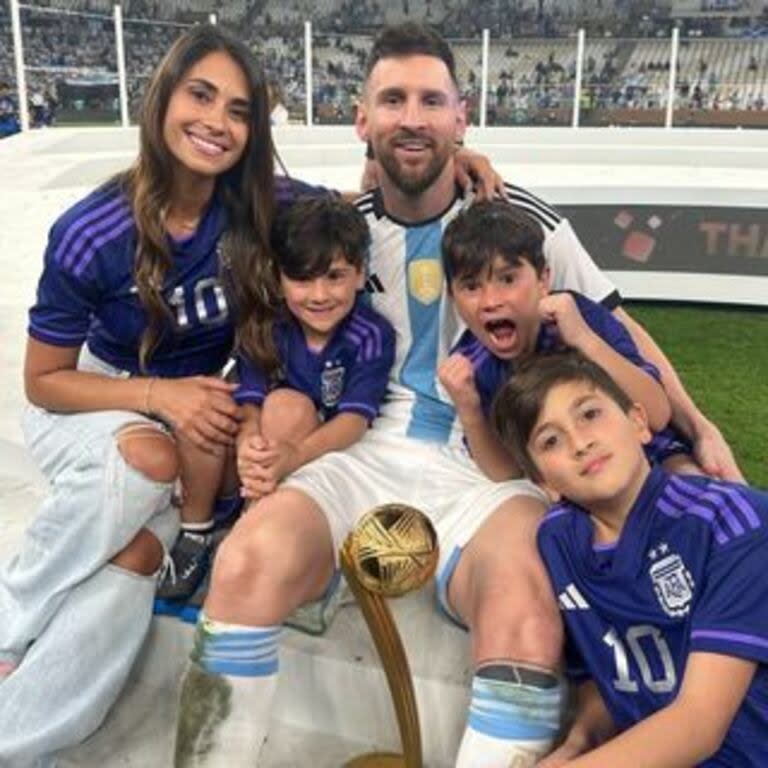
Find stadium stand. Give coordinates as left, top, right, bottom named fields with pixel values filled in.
left=1, top=0, right=766, bottom=131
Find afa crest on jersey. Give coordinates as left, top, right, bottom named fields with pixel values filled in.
left=321, top=363, right=345, bottom=409
left=648, top=545, right=695, bottom=618
left=408, top=259, right=443, bottom=305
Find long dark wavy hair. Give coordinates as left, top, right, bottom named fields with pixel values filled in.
left=119, top=25, right=279, bottom=373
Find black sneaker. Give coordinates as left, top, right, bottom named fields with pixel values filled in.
left=157, top=531, right=212, bottom=601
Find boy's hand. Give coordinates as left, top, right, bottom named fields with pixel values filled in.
left=237, top=436, right=301, bottom=499
left=538, top=293, right=593, bottom=350
left=438, top=353, right=482, bottom=418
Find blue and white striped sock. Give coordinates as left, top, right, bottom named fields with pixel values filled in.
left=175, top=613, right=281, bottom=767
left=455, top=663, right=564, bottom=768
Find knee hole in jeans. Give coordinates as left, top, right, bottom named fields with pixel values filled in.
left=111, top=528, right=164, bottom=575
left=117, top=424, right=179, bottom=484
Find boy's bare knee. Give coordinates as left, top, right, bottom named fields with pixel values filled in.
left=117, top=424, right=179, bottom=484
left=111, top=528, right=164, bottom=575
left=261, top=390, right=318, bottom=440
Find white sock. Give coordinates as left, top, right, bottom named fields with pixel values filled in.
left=181, top=520, right=215, bottom=534
left=174, top=614, right=281, bottom=767
left=455, top=663, right=564, bottom=768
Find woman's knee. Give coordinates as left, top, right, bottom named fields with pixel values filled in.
left=117, top=424, right=179, bottom=484
left=111, top=528, right=164, bottom=575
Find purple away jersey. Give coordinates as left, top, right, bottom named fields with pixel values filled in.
left=28, top=177, right=330, bottom=378
left=235, top=298, right=395, bottom=422
left=539, top=466, right=768, bottom=767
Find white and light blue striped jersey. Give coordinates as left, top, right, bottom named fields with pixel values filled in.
left=356, top=184, right=620, bottom=446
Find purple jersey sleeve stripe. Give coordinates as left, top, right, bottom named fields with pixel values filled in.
left=233, top=388, right=266, bottom=405
left=67, top=211, right=133, bottom=275
left=451, top=333, right=488, bottom=366
left=657, top=496, right=681, bottom=518
left=338, top=402, right=377, bottom=420
left=64, top=206, right=131, bottom=270
left=349, top=313, right=384, bottom=358
left=73, top=216, right=134, bottom=277
left=541, top=504, right=572, bottom=524
left=470, top=345, right=491, bottom=369
left=54, top=194, right=127, bottom=267
left=464, top=340, right=489, bottom=368
left=661, top=482, right=695, bottom=509
left=28, top=324, right=87, bottom=344
left=674, top=478, right=753, bottom=539
left=718, top=485, right=761, bottom=531
left=691, top=629, right=768, bottom=651
left=658, top=496, right=729, bottom=544
left=344, top=327, right=371, bottom=362
left=348, top=320, right=377, bottom=360
left=695, top=489, right=746, bottom=538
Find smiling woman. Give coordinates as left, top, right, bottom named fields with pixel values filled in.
left=0, top=24, right=334, bottom=767
left=162, top=51, right=251, bottom=190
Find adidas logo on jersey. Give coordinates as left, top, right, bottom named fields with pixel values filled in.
left=558, top=583, right=590, bottom=611
left=364, top=274, right=385, bottom=294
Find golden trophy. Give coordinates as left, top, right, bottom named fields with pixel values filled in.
left=340, top=504, right=439, bottom=768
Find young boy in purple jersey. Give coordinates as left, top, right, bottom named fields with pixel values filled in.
left=492, top=351, right=768, bottom=767
left=235, top=196, right=395, bottom=501
left=438, top=200, right=698, bottom=481
left=160, top=197, right=395, bottom=600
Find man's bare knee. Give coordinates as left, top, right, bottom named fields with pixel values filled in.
left=117, top=424, right=179, bottom=484
left=468, top=571, right=563, bottom=667
left=206, top=491, right=334, bottom=623
left=213, top=519, right=328, bottom=597
left=111, top=528, right=164, bottom=575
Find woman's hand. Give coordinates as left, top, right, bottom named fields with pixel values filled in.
left=151, top=376, right=240, bottom=454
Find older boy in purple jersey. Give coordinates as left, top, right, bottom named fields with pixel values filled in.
left=438, top=200, right=697, bottom=480
left=493, top=351, right=768, bottom=767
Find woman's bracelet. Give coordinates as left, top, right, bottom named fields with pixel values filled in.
left=144, top=377, right=156, bottom=416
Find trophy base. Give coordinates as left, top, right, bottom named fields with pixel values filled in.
left=344, top=753, right=408, bottom=767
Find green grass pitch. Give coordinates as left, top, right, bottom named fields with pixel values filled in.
left=628, top=302, right=768, bottom=487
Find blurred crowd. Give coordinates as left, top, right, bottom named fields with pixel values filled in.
left=1, top=0, right=767, bottom=135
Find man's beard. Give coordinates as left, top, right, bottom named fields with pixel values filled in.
left=374, top=133, right=451, bottom=197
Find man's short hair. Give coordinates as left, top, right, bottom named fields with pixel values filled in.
left=365, top=22, right=459, bottom=89
left=442, top=200, right=547, bottom=286
left=492, top=350, right=634, bottom=482
left=271, top=195, right=369, bottom=280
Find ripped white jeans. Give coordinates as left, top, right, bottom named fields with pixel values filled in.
left=0, top=348, right=179, bottom=767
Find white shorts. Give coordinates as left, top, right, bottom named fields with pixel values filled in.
left=283, top=429, right=547, bottom=623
